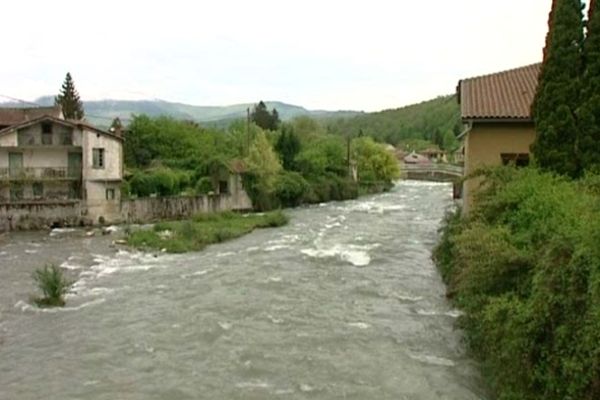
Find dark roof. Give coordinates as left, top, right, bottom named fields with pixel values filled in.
left=0, top=106, right=62, bottom=127
left=68, top=120, right=124, bottom=141
left=227, top=159, right=247, bottom=174
left=0, top=115, right=122, bottom=141
left=458, top=63, right=541, bottom=121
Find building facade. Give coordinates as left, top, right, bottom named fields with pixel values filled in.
left=0, top=108, right=123, bottom=227
left=457, top=63, right=541, bottom=214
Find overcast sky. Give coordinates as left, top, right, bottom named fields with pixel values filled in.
left=1, top=0, right=558, bottom=112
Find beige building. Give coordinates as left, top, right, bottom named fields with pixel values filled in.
left=0, top=107, right=123, bottom=225
left=457, top=63, right=541, bottom=214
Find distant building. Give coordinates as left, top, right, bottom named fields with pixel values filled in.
left=419, top=147, right=446, bottom=163
left=457, top=63, right=541, bottom=213
left=403, top=151, right=431, bottom=165
left=0, top=107, right=124, bottom=227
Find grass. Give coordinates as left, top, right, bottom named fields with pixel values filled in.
left=32, top=265, right=73, bottom=307
left=127, top=210, right=289, bottom=253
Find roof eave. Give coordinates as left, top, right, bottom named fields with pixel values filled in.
left=462, top=117, right=534, bottom=124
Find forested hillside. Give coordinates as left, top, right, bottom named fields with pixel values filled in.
left=325, top=95, right=462, bottom=150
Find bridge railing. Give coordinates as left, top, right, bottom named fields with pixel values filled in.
left=402, top=163, right=463, bottom=176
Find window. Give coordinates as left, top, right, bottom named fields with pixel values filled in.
left=69, top=182, right=81, bottom=199
left=93, top=148, right=105, bottom=169
left=10, top=186, right=23, bottom=202
left=42, top=123, right=53, bottom=145
left=219, top=180, right=229, bottom=194
left=501, top=153, right=530, bottom=168
left=106, top=188, right=116, bottom=200
left=33, top=182, right=44, bottom=199
left=62, top=131, right=73, bottom=145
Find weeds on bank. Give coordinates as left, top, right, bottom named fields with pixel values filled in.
left=127, top=210, right=289, bottom=253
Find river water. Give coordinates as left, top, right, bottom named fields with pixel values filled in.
left=0, top=181, right=486, bottom=399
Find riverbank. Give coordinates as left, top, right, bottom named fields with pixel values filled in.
left=433, top=167, right=600, bottom=400
left=126, top=210, right=288, bottom=253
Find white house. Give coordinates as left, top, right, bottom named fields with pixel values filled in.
left=0, top=107, right=124, bottom=227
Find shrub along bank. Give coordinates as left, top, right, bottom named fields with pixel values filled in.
left=433, top=167, right=600, bottom=400
left=127, top=210, right=288, bottom=253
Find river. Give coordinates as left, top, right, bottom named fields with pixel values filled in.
left=0, top=181, right=486, bottom=399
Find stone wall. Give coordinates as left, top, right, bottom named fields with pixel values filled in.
left=121, top=192, right=253, bottom=224
left=0, top=201, right=87, bottom=232
left=0, top=188, right=253, bottom=232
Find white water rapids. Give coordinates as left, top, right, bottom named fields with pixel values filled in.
left=0, top=181, right=487, bottom=399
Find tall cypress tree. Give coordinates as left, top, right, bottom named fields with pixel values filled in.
left=55, top=72, right=85, bottom=120
left=532, top=0, right=585, bottom=177
left=577, top=0, right=600, bottom=170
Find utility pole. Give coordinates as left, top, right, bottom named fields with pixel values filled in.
left=347, top=134, right=351, bottom=178
left=246, top=107, right=251, bottom=156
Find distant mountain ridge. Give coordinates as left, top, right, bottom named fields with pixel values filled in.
left=20, top=96, right=362, bottom=128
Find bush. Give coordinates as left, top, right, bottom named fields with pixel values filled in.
left=129, top=171, right=156, bottom=197
left=274, top=171, right=309, bottom=207
left=195, top=177, right=214, bottom=195
left=433, top=166, right=600, bottom=400
left=32, top=265, right=73, bottom=307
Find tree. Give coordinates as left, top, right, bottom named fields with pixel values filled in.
left=110, top=117, right=123, bottom=133
left=531, top=0, right=585, bottom=177
left=245, top=131, right=282, bottom=189
left=55, top=72, right=85, bottom=120
left=352, top=137, right=400, bottom=185
left=251, top=101, right=280, bottom=130
left=577, top=0, right=600, bottom=170
left=275, top=125, right=301, bottom=170
left=244, top=130, right=283, bottom=210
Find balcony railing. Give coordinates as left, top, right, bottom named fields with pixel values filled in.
left=0, top=167, right=81, bottom=181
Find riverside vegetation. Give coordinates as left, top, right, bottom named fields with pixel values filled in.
left=434, top=167, right=600, bottom=400
left=123, top=111, right=400, bottom=211
left=32, top=264, right=73, bottom=307
left=127, top=210, right=288, bottom=253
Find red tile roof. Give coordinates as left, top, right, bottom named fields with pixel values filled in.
left=458, top=63, right=541, bottom=121
left=0, top=106, right=62, bottom=127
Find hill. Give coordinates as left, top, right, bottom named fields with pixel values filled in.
left=27, top=97, right=361, bottom=128
left=324, top=95, right=462, bottom=150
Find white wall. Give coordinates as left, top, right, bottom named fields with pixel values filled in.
left=82, top=129, right=123, bottom=181
left=0, top=131, right=17, bottom=147
left=85, top=181, right=121, bottom=224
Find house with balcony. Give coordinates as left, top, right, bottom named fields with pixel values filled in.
left=0, top=107, right=124, bottom=229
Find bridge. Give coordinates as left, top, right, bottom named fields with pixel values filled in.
left=400, top=163, right=463, bottom=182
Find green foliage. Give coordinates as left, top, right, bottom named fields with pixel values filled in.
left=251, top=101, right=280, bottom=131
left=434, top=167, right=600, bottom=400
left=124, top=115, right=232, bottom=169
left=578, top=1, right=600, bottom=171
left=129, top=167, right=190, bottom=197
left=303, top=173, right=358, bottom=204
left=274, top=171, right=309, bottom=207
left=352, top=137, right=400, bottom=186
left=32, top=265, right=73, bottom=308
left=532, top=0, right=585, bottom=177
left=127, top=211, right=289, bottom=253
left=326, top=95, right=461, bottom=150
left=243, top=131, right=283, bottom=210
left=295, top=135, right=347, bottom=177
left=195, top=177, right=213, bottom=194
left=275, top=125, right=301, bottom=170
left=54, top=72, right=84, bottom=120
